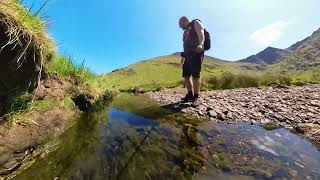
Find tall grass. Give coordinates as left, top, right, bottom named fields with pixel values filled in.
left=203, top=70, right=320, bottom=90
left=46, top=55, right=112, bottom=99
left=46, top=55, right=95, bottom=85
left=203, top=72, right=296, bottom=90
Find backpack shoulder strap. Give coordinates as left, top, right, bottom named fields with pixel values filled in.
left=193, top=19, right=202, bottom=22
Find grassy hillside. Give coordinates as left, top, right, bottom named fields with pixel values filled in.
left=263, top=28, right=320, bottom=83
left=279, top=28, right=320, bottom=70
left=106, top=55, right=275, bottom=92
left=107, top=48, right=320, bottom=92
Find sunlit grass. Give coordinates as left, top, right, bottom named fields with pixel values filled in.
left=46, top=55, right=112, bottom=99
left=0, top=0, right=55, bottom=56
left=106, top=55, right=320, bottom=92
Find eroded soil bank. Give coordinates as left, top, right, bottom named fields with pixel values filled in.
left=146, top=85, right=320, bottom=143
left=0, top=77, right=79, bottom=176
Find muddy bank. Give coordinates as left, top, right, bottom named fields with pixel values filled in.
left=0, top=107, right=77, bottom=176
left=0, top=76, right=79, bottom=176
left=146, top=85, right=320, bottom=142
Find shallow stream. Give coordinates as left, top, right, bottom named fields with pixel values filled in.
left=14, top=94, right=320, bottom=180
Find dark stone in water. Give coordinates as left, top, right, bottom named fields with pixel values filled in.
left=72, top=94, right=93, bottom=111
left=262, top=122, right=281, bottom=130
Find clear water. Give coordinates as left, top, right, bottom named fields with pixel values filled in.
left=14, top=94, right=320, bottom=180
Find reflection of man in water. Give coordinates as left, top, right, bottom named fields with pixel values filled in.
left=178, top=124, right=206, bottom=172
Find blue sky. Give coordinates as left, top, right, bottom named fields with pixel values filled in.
left=25, top=0, right=320, bottom=73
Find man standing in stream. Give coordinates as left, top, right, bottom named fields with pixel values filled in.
left=179, top=16, right=211, bottom=106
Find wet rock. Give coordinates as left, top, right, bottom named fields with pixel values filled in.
left=260, top=118, right=271, bottom=125
left=289, top=169, right=298, bottom=178
left=218, top=112, right=226, bottom=121
left=274, top=133, right=282, bottom=138
left=181, top=108, right=188, bottom=113
left=295, top=123, right=320, bottom=142
left=226, top=112, right=233, bottom=119
left=72, top=94, right=93, bottom=111
left=0, top=159, right=22, bottom=175
left=198, top=110, right=204, bottom=116
left=208, top=110, right=218, bottom=118
left=251, top=120, right=257, bottom=125
left=146, top=85, right=320, bottom=142
left=294, top=161, right=305, bottom=169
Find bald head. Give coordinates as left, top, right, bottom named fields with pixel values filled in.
left=179, top=16, right=189, bottom=30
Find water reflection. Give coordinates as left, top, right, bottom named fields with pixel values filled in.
left=14, top=95, right=320, bottom=180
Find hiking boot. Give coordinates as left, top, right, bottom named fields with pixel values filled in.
left=192, top=94, right=200, bottom=107
left=182, top=92, right=194, bottom=102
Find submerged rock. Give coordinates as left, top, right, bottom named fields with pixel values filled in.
left=72, top=94, right=94, bottom=111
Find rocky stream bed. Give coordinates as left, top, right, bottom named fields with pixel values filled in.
left=146, top=85, right=320, bottom=143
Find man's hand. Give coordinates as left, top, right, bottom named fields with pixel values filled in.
left=195, top=45, right=204, bottom=53
left=180, top=57, right=185, bottom=66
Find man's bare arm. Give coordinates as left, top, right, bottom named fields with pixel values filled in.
left=194, top=20, right=205, bottom=47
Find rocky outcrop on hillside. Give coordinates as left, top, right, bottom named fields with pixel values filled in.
left=146, top=85, right=320, bottom=142
left=241, top=47, right=290, bottom=65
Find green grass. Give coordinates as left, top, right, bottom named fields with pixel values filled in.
left=46, top=55, right=112, bottom=99
left=11, top=0, right=46, bottom=31
left=203, top=72, right=294, bottom=90
left=106, top=55, right=320, bottom=92
left=46, top=55, right=96, bottom=84
left=106, top=55, right=257, bottom=92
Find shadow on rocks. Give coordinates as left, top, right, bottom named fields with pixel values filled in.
left=161, top=101, right=193, bottom=112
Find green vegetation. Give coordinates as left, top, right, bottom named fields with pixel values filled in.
left=3, top=55, right=112, bottom=125
left=106, top=55, right=259, bottom=92
left=46, top=55, right=112, bottom=99
left=106, top=55, right=320, bottom=92
left=203, top=72, right=295, bottom=90
left=0, top=1, right=111, bottom=125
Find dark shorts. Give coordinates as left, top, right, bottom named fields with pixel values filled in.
left=182, top=52, right=204, bottom=78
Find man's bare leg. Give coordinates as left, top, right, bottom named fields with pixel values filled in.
left=182, top=76, right=194, bottom=102
left=184, top=76, right=193, bottom=92
left=193, top=77, right=201, bottom=96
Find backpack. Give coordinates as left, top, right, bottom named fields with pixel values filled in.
left=204, top=29, right=211, bottom=51
left=193, top=19, right=211, bottom=51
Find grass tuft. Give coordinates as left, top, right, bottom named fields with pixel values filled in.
left=46, top=55, right=112, bottom=99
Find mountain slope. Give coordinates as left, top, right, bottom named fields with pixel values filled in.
left=288, top=28, right=320, bottom=51
left=241, top=27, right=320, bottom=70
left=240, top=47, right=290, bottom=65
left=280, top=28, right=320, bottom=70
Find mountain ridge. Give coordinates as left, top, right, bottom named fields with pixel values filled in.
left=240, top=47, right=290, bottom=65
left=240, top=27, right=320, bottom=68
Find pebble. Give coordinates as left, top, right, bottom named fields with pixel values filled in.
left=289, top=169, right=298, bottom=177
left=208, top=110, right=218, bottom=118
